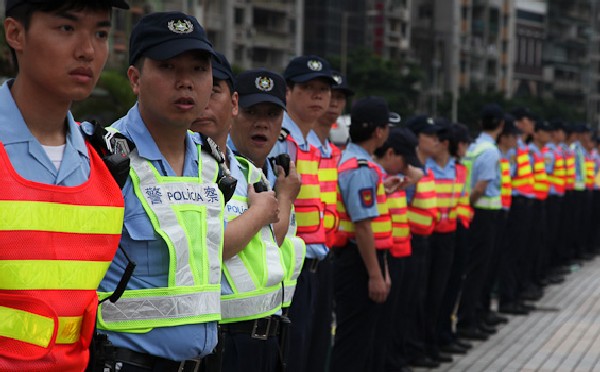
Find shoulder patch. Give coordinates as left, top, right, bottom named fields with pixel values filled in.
left=359, top=188, right=375, bottom=208
left=278, top=128, right=290, bottom=142
left=357, top=159, right=369, bottom=167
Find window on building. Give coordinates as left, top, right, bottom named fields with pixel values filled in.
left=235, top=8, right=244, bottom=25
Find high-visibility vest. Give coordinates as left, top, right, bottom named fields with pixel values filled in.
left=531, top=147, right=549, bottom=200
left=280, top=212, right=306, bottom=308
left=319, top=143, right=341, bottom=248
left=433, top=163, right=467, bottom=233
left=464, top=141, right=502, bottom=209
left=564, top=146, right=576, bottom=191
left=97, top=147, right=224, bottom=332
left=387, top=185, right=411, bottom=258
left=221, top=157, right=285, bottom=323
left=282, top=133, right=326, bottom=245
left=585, top=154, right=595, bottom=190
left=547, top=147, right=565, bottom=195
left=0, top=143, right=123, bottom=371
left=512, top=144, right=535, bottom=197
left=572, top=143, right=587, bottom=191
left=500, top=158, right=512, bottom=209
left=336, top=158, right=393, bottom=250
left=407, top=169, right=437, bottom=235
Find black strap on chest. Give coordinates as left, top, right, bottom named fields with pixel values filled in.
left=198, top=133, right=237, bottom=203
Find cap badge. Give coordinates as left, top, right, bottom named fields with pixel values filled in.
left=427, top=117, right=435, bottom=125
left=168, top=20, right=194, bottom=34
left=307, top=60, right=323, bottom=71
left=333, top=74, right=342, bottom=84
left=255, top=76, right=274, bottom=92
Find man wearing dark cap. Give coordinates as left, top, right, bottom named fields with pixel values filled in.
left=330, top=96, right=393, bottom=372
left=195, top=58, right=296, bottom=372
left=0, top=1, right=128, bottom=370
left=305, top=70, right=354, bottom=371
left=456, top=104, right=504, bottom=339
left=373, top=126, right=425, bottom=372
left=95, top=12, right=226, bottom=371
left=573, top=124, right=594, bottom=260
left=268, top=54, right=335, bottom=372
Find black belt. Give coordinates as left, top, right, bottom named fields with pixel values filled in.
left=220, top=316, right=280, bottom=340
left=114, top=347, right=201, bottom=372
left=304, top=258, right=320, bottom=273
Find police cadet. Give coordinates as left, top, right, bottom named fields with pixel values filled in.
left=331, top=96, right=393, bottom=372
left=498, top=107, right=537, bottom=315
left=580, top=125, right=596, bottom=259
left=268, top=55, right=336, bottom=372
left=402, top=115, right=442, bottom=369
left=0, top=1, right=128, bottom=370
left=373, top=126, right=424, bottom=372
left=457, top=104, right=504, bottom=339
left=96, top=12, right=226, bottom=371
left=571, top=124, right=589, bottom=261
left=228, top=68, right=303, bottom=370
left=306, top=70, right=353, bottom=372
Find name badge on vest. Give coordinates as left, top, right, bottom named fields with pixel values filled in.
left=144, top=182, right=220, bottom=206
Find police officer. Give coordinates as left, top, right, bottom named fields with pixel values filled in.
left=0, top=1, right=128, bottom=371
left=268, top=55, right=336, bottom=372
left=96, top=12, right=225, bottom=371
left=331, top=96, right=393, bottom=372
left=457, top=104, right=504, bottom=338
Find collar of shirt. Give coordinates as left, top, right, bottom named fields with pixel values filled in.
left=528, top=142, right=542, bottom=156
left=227, top=146, right=250, bottom=196
left=0, top=80, right=88, bottom=156
left=283, top=112, right=310, bottom=150
left=307, top=129, right=331, bottom=157
left=112, top=103, right=200, bottom=176
left=425, top=157, right=456, bottom=178
left=341, top=142, right=373, bottom=163
left=478, top=132, right=496, bottom=144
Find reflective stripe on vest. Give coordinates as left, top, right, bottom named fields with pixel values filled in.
left=407, top=170, right=437, bottom=235
left=564, top=149, right=576, bottom=190
left=433, top=163, right=466, bottom=233
left=387, top=187, right=411, bottom=258
left=547, top=148, right=565, bottom=195
left=464, top=141, right=502, bottom=210
left=0, top=142, right=123, bottom=367
left=572, top=143, right=586, bottom=191
left=319, top=144, right=341, bottom=248
left=532, top=148, right=549, bottom=200
left=280, top=224, right=305, bottom=308
left=456, top=194, right=474, bottom=228
left=98, top=147, right=223, bottom=331
left=287, top=138, right=326, bottom=245
left=500, top=158, right=512, bottom=209
left=585, top=156, right=595, bottom=190
left=221, top=157, right=285, bottom=323
left=512, top=146, right=535, bottom=197
left=337, top=158, right=393, bottom=249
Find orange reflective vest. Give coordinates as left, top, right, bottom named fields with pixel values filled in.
left=387, top=186, right=411, bottom=258
left=531, top=147, right=549, bottom=200
left=500, top=158, right=512, bottom=209
left=407, top=169, right=437, bottom=236
left=512, top=144, right=535, bottom=197
left=319, top=143, right=341, bottom=248
left=564, top=146, right=576, bottom=191
left=0, top=143, right=124, bottom=371
left=547, top=146, right=565, bottom=196
left=336, top=158, right=393, bottom=250
left=585, top=154, right=595, bottom=190
left=433, top=163, right=467, bottom=233
left=284, top=134, right=326, bottom=245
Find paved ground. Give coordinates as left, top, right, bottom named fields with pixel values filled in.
left=424, top=256, right=600, bottom=372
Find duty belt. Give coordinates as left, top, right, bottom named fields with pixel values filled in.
left=220, top=316, right=280, bottom=340
left=114, top=347, right=201, bottom=372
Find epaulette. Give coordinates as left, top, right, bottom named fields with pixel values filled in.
left=357, top=159, right=370, bottom=167
left=278, top=127, right=290, bottom=142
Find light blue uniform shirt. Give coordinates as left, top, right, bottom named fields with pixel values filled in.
left=97, top=104, right=217, bottom=361
left=338, top=143, right=381, bottom=233
left=0, top=80, right=90, bottom=185
left=467, top=133, right=501, bottom=197
left=544, top=143, right=562, bottom=196
left=268, top=113, right=328, bottom=260
left=425, top=157, right=456, bottom=181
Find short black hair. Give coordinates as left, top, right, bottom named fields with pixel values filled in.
left=481, top=115, right=504, bottom=131
left=6, top=1, right=115, bottom=70
left=215, top=78, right=234, bottom=96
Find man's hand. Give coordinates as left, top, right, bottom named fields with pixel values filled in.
left=384, top=175, right=402, bottom=194
left=274, top=160, right=301, bottom=203
left=368, top=274, right=389, bottom=303
left=247, top=185, right=280, bottom=225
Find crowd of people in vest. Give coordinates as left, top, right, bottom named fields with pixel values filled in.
left=3, top=2, right=600, bottom=372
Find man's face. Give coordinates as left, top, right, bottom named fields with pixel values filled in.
left=231, top=103, right=284, bottom=166
left=286, top=78, right=331, bottom=125
left=318, top=89, right=347, bottom=129
left=517, top=117, right=535, bottom=135
left=535, top=130, right=551, bottom=145
left=128, top=50, right=213, bottom=131
left=191, top=79, right=238, bottom=146
left=551, top=129, right=565, bottom=143
left=417, top=132, right=440, bottom=157
left=6, top=8, right=112, bottom=102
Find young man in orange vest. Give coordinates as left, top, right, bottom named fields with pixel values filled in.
left=268, top=55, right=335, bottom=372
left=331, top=96, right=393, bottom=372
left=305, top=70, right=354, bottom=372
left=0, top=1, right=128, bottom=370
